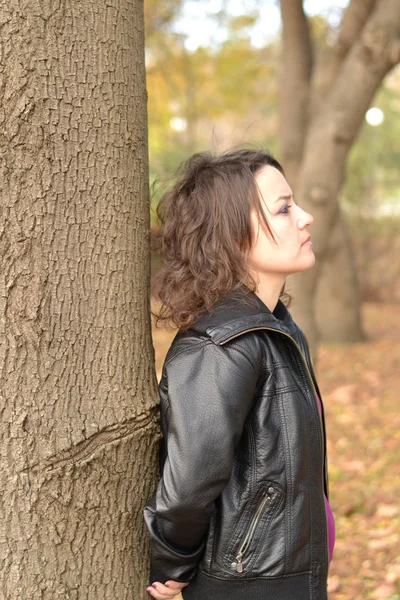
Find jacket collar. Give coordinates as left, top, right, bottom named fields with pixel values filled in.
left=190, top=281, right=297, bottom=345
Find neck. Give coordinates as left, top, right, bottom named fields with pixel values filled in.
left=249, top=273, right=286, bottom=313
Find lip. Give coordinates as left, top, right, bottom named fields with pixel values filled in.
left=302, top=236, right=312, bottom=245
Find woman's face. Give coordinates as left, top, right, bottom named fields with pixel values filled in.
left=247, top=165, right=315, bottom=277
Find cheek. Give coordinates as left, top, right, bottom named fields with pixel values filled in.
left=255, top=237, right=282, bottom=264
left=266, top=226, right=292, bottom=250
left=279, top=222, right=300, bottom=248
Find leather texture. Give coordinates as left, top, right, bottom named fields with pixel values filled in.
left=144, top=282, right=330, bottom=600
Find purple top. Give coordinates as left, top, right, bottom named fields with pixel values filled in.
left=317, top=395, right=335, bottom=563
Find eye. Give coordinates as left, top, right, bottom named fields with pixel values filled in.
left=279, top=204, right=292, bottom=214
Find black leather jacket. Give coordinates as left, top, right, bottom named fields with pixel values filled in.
left=144, top=284, right=330, bottom=600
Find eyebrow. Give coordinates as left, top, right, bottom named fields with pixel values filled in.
left=274, top=194, right=294, bottom=203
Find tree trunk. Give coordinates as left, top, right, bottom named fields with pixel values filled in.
left=279, top=0, right=313, bottom=188
left=279, top=0, right=365, bottom=352
left=315, top=212, right=366, bottom=343
left=0, top=1, right=159, bottom=599
left=283, top=0, right=400, bottom=356
left=318, top=0, right=377, bottom=99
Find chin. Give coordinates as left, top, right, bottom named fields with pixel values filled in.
left=303, top=255, right=316, bottom=270
left=304, top=259, right=316, bottom=271
left=288, top=256, right=316, bottom=275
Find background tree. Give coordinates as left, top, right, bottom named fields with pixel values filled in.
left=145, top=2, right=280, bottom=186
left=0, top=1, right=157, bottom=598
left=147, top=0, right=400, bottom=360
left=279, top=0, right=400, bottom=354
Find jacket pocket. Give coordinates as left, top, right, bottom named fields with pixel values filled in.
left=227, top=482, right=284, bottom=575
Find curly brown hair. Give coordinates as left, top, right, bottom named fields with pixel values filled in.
left=151, top=147, right=292, bottom=331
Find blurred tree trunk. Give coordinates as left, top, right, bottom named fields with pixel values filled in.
left=315, top=212, right=365, bottom=343
left=183, top=49, right=198, bottom=154
left=0, top=1, right=159, bottom=599
left=279, top=0, right=400, bottom=359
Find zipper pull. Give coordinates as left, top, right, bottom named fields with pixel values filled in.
left=231, top=552, right=244, bottom=573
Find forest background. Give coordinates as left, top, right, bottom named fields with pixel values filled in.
left=146, top=0, right=400, bottom=305
left=147, top=1, right=400, bottom=599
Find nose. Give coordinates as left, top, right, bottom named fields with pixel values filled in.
left=297, top=206, right=314, bottom=228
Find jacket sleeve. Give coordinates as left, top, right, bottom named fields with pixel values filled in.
left=144, top=337, right=262, bottom=583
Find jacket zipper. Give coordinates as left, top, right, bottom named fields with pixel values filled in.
left=231, top=487, right=274, bottom=573
left=220, top=325, right=329, bottom=569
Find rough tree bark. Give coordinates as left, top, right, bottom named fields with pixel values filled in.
left=0, top=1, right=159, bottom=599
left=279, top=0, right=400, bottom=358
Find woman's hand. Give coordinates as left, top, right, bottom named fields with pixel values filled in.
left=146, top=580, right=188, bottom=599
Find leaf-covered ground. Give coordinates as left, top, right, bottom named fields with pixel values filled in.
left=319, top=303, right=400, bottom=600
left=151, top=301, right=400, bottom=600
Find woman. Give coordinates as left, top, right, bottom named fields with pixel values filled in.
left=144, top=148, right=335, bottom=600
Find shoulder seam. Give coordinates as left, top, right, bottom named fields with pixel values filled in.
left=164, top=338, right=213, bottom=367
left=164, top=337, right=257, bottom=376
